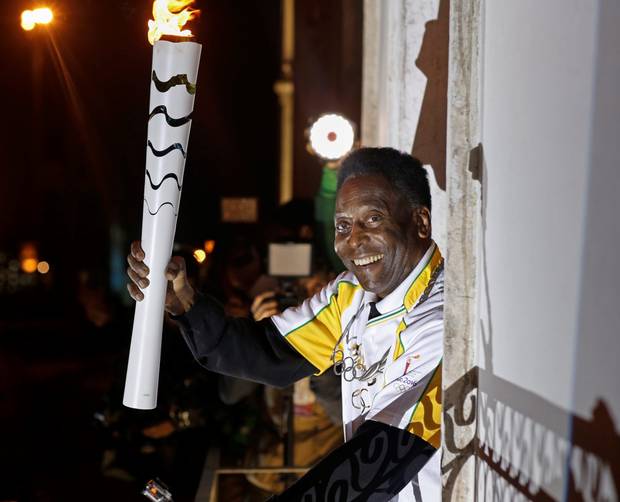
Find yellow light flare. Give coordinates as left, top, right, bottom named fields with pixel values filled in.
left=21, top=8, right=53, bottom=31
left=193, top=249, right=206, bottom=263
left=21, top=258, right=38, bottom=274
left=37, top=261, right=50, bottom=274
left=148, top=0, right=199, bottom=45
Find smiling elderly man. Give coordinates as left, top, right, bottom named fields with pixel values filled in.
left=127, top=147, right=444, bottom=501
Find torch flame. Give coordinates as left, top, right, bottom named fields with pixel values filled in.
left=148, top=0, right=199, bottom=45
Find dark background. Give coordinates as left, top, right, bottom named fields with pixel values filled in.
left=0, top=1, right=361, bottom=500
left=0, top=0, right=361, bottom=297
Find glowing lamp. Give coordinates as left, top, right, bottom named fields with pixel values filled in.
left=204, top=239, right=215, bottom=253
left=21, top=8, right=53, bottom=31
left=21, top=258, right=38, bottom=274
left=309, top=114, right=355, bottom=161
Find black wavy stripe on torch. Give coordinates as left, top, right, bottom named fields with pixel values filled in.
left=152, top=70, right=196, bottom=95
left=146, top=170, right=182, bottom=191
left=148, top=105, right=193, bottom=127
left=144, top=66, right=195, bottom=217
left=144, top=198, right=178, bottom=216
left=147, top=140, right=187, bottom=159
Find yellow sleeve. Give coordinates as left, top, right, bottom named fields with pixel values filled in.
left=271, top=276, right=359, bottom=374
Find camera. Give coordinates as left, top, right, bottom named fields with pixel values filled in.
left=267, top=242, right=312, bottom=311
left=142, top=479, right=173, bottom=502
left=274, top=289, right=302, bottom=311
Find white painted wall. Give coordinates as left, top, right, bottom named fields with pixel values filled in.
left=479, top=0, right=597, bottom=410
left=477, top=0, right=620, bottom=499
left=571, top=0, right=620, bottom=427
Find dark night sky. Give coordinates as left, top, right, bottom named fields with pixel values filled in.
left=1, top=0, right=281, bottom=266
left=0, top=0, right=361, bottom=310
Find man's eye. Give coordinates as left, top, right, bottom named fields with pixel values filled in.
left=335, top=222, right=350, bottom=234
left=367, top=214, right=382, bottom=225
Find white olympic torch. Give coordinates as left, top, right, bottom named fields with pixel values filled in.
left=123, top=0, right=202, bottom=409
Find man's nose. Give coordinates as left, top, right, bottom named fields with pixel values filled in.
left=347, top=224, right=368, bottom=248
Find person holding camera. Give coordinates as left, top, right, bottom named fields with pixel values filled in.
left=127, top=147, right=444, bottom=501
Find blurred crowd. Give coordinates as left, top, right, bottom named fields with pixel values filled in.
left=0, top=198, right=344, bottom=502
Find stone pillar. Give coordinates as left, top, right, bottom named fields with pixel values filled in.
left=442, top=1, right=482, bottom=500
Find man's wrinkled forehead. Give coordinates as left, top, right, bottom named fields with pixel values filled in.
left=335, top=173, right=400, bottom=209
left=337, top=171, right=390, bottom=193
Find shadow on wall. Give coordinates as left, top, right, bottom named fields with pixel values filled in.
left=444, top=369, right=620, bottom=501
left=443, top=145, right=620, bottom=501
left=412, top=0, right=449, bottom=190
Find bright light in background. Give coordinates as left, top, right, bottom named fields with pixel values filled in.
left=33, top=7, right=53, bottom=23
left=37, top=261, right=50, bottom=274
left=19, top=243, right=39, bottom=273
left=21, top=10, right=35, bottom=30
left=21, top=258, right=38, bottom=273
left=193, top=249, right=206, bottom=263
left=21, top=8, right=54, bottom=31
left=204, top=240, right=215, bottom=253
left=148, top=0, right=199, bottom=45
left=309, top=114, right=355, bottom=160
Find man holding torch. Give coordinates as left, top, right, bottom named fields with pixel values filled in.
left=128, top=147, right=443, bottom=501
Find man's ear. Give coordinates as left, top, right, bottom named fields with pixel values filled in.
left=413, top=207, right=432, bottom=239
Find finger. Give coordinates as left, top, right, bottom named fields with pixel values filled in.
left=164, top=280, right=182, bottom=315
left=127, top=282, right=144, bottom=301
left=168, top=256, right=186, bottom=281
left=253, top=305, right=280, bottom=322
left=257, top=290, right=276, bottom=302
left=166, top=256, right=188, bottom=283
left=127, top=253, right=150, bottom=277
left=165, top=256, right=186, bottom=279
left=130, top=240, right=145, bottom=260
left=164, top=285, right=174, bottom=309
left=127, top=267, right=149, bottom=289
left=253, top=300, right=280, bottom=318
left=252, top=299, right=278, bottom=318
left=251, top=291, right=276, bottom=313
left=251, top=301, right=277, bottom=320
left=258, top=305, right=280, bottom=317
left=260, top=300, right=279, bottom=312
left=165, top=260, right=181, bottom=281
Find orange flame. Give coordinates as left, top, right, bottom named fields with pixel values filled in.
left=148, top=0, right=199, bottom=45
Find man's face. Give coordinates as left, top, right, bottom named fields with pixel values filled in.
left=334, top=174, right=430, bottom=298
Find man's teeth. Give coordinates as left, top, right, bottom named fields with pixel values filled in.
left=353, top=254, right=384, bottom=266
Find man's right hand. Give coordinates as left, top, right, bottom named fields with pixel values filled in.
left=126, top=240, right=196, bottom=316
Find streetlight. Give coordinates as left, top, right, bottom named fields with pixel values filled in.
left=21, top=7, right=54, bottom=31
left=307, top=113, right=356, bottom=272
left=308, top=113, right=355, bottom=163
left=21, top=7, right=54, bottom=169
